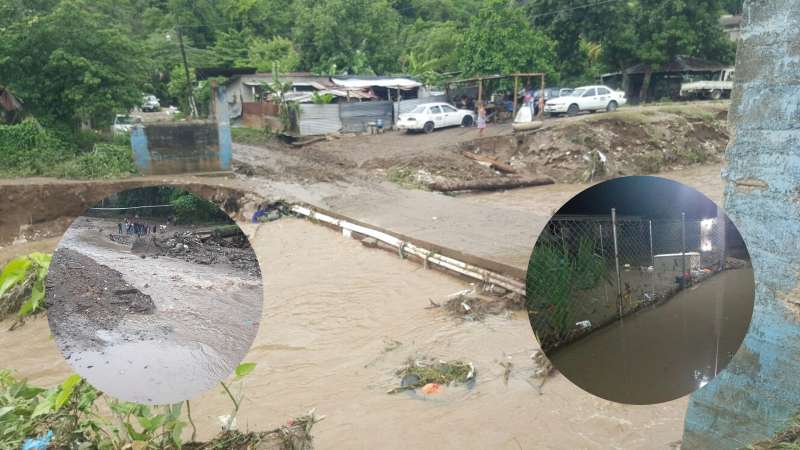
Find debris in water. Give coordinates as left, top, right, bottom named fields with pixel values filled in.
left=421, top=383, right=442, bottom=395
left=388, top=358, right=476, bottom=394
left=530, top=350, right=557, bottom=395
left=438, top=287, right=523, bottom=320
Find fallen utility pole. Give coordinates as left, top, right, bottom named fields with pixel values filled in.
left=290, top=204, right=525, bottom=295
left=428, top=177, right=554, bottom=193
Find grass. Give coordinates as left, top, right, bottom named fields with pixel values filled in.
left=386, top=167, right=429, bottom=190
left=744, top=415, right=800, bottom=449
left=231, top=126, right=274, bottom=146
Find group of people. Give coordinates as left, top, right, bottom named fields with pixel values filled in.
left=117, top=216, right=169, bottom=237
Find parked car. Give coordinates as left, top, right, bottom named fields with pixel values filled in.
left=679, top=68, right=735, bottom=100
left=141, top=94, right=161, bottom=112
left=529, top=87, right=573, bottom=114
left=543, top=85, right=626, bottom=117
left=397, top=102, right=476, bottom=133
left=112, top=114, right=140, bottom=134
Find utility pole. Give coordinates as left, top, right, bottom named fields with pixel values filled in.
left=176, top=20, right=198, bottom=118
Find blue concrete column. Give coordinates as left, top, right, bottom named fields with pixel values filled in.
left=213, top=84, right=232, bottom=171
left=682, top=1, right=800, bottom=448
left=130, top=124, right=150, bottom=173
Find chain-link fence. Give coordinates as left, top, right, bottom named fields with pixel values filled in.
left=527, top=209, right=728, bottom=353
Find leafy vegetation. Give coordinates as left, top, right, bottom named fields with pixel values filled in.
left=389, top=358, right=474, bottom=394
left=0, top=253, right=52, bottom=323
left=169, top=190, right=233, bottom=225
left=526, top=234, right=611, bottom=346
left=0, top=118, right=137, bottom=179
left=0, top=362, right=263, bottom=449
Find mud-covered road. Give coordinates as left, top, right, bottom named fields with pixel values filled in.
left=45, top=217, right=263, bottom=404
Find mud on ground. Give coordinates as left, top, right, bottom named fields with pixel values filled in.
left=231, top=101, right=730, bottom=188
left=45, top=247, right=160, bottom=354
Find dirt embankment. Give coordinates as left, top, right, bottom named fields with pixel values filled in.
left=231, top=102, right=730, bottom=188
left=45, top=247, right=157, bottom=354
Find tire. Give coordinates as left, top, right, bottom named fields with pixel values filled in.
left=423, top=121, right=435, bottom=133
left=461, top=115, right=474, bottom=127
left=710, top=89, right=722, bottom=100
left=606, top=101, right=618, bottom=112
left=567, top=104, right=579, bottom=117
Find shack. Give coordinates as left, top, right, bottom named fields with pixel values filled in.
left=0, top=85, right=23, bottom=123
left=601, top=55, right=728, bottom=103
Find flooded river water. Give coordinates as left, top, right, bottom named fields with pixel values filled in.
left=47, top=217, right=262, bottom=404
left=0, top=218, right=689, bottom=449
left=550, top=269, right=754, bottom=405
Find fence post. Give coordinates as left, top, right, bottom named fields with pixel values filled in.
left=717, top=208, right=726, bottom=271
left=649, top=219, right=654, bottom=300
left=612, top=208, right=622, bottom=318
left=599, top=223, right=609, bottom=306
left=681, top=212, right=687, bottom=284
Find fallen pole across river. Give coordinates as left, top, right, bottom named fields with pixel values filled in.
left=290, top=205, right=526, bottom=295
left=427, top=177, right=554, bottom=193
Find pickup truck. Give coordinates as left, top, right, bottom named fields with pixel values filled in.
left=679, top=68, right=735, bottom=100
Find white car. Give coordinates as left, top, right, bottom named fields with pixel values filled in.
left=544, top=85, right=627, bottom=117
left=112, top=114, right=140, bottom=134
left=142, top=94, right=161, bottom=112
left=397, top=102, right=476, bottom=133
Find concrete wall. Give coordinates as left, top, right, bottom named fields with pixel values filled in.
left=131, top=122, right=224, bottom=175
left=682, top=1, right=800, bottom=448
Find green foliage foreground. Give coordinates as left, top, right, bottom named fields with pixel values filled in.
left=0, top=363, right=264, bottom=450
left=0, top=253, right=51, bottom=323
left=0, top=119, right=137, bottom=179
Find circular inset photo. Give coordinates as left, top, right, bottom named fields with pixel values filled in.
left=525, top=176, right=754, bottom=404
left=45, top=186, right=263, bottom=404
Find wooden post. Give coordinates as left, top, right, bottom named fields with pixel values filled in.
left=513, top=76, right=519, bottom=120
left=538, top=74, right=545, bottom=118
left=478, top=78, right=483, bottom=104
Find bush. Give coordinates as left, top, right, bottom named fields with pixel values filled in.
left=0, top=118, right=77, bottom=176
left=56, top=144, right=137, bottom=179
left=170, top=192, right=231, bottom=225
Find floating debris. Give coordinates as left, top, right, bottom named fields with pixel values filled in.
left=388, top=358, right=476, bottom=395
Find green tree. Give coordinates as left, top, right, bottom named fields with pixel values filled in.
left=402, top=20, right=463, bottom=75
left=634, top=0, right=736, bottom=100
left=459, top=0, right=558, bottom=79
left=292, top=0, right=403, bottom=74
left=0, top=0, right=147, bottom=129
left=245, top=36, right=300, bottom=72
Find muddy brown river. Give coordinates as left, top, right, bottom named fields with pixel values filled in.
left=0, top=218, right=691, bottom=449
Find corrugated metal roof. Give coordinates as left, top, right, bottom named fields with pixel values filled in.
left=331, top=77, right=421, bottom=89
left=625, top=55, right=727, bottom=75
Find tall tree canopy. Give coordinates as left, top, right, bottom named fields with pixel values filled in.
left=460, top=0, right=558, bottom=79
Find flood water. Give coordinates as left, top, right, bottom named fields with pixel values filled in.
left=550, top=269, right=755, bottom=405
left=0, top=219, right=690, bottom=449
left=48, top=217, right=262, bottom=404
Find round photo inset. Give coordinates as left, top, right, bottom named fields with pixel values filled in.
left=525, top=176, right=754, bottom=404
left=45, top=187, right=263, bottom=404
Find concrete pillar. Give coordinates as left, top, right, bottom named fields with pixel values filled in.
left=682, top=0, right=800, bottom=448
left=212, top=82, right=232, bottom=171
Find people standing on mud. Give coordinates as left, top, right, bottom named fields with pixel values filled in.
left=118, top=222, right=123, bottom=234
left=477, top=103, right=487, bottom=138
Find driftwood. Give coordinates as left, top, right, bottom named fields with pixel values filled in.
left=461, top=151, right=517, bottom=174
left=428, top=177, right=554, bottom=192
left=290, top=136, right=327, bottom=147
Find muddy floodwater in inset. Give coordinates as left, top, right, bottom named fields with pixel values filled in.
left=526, top=176, right=755, bottom=404
left=45, top=187, right=263, bottom=404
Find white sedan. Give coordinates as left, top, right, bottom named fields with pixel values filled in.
left=544, top=85, right=627, bottom=117
left=397, top=102, right=476, bottom=133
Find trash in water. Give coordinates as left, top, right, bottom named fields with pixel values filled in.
left=388, top=358, right=476, bottom=394
left=576, top=320, right=592, bottom=329
left=22, top=430, right=53, bottom=450
left=421, top=382, right=442, bottom=394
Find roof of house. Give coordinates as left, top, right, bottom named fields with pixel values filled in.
left=0, top=85, right=22, bottom=112
left=623, top=55, right=727, bottom=75
left=330, top=76, right=421, bottom=90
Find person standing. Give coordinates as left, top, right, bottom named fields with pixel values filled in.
left=477, top=103, right=487, bottom=138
